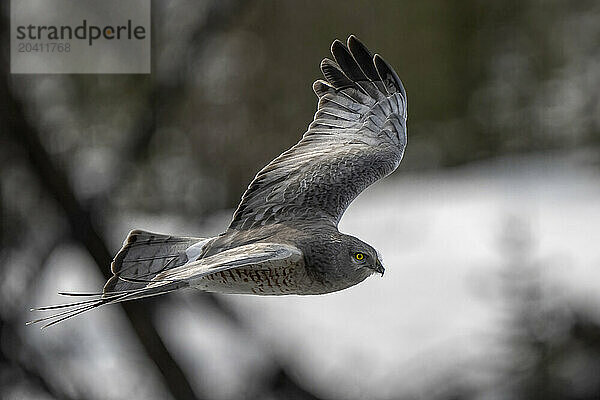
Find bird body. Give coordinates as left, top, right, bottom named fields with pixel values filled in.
left=107, top=222, right=377, bottom=297
left=29, top=35, right=407, bottom=328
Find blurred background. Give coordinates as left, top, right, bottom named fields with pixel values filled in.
left=1, top=0, right=600, bottom=399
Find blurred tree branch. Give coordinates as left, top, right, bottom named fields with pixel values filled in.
left=0, top=71, right=324, bottom=400
left=0, top=72, right=202, bottom=400
left=0, top=319, right=84, bottom=400
left=1, top=0, right=324, bottom=398
left=0, top=12, right=200, bottom=400
left=102, top=0, right=253, bottom=196
left=193, top=294, right=323, bottom=399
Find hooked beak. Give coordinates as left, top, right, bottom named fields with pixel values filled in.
left=374, top=259, right=385, bottom=277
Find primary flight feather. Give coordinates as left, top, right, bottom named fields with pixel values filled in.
left=29, top=35, right=407, bottom=328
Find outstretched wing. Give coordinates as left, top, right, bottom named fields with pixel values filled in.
left=28, top=241, right=302, bottom=328
left=229, top=35, right=407, bottom=230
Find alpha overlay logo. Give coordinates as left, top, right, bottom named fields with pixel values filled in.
left=11, top=0, right=150, bottom=74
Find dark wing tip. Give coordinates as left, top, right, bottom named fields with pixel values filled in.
left=320, top=58, right=356, bottom=90
left=331, top=39, right=368, bottom=83
left=331, top=38, right=344, bottom=51
left=323, top=36, right=406, bottom=100
left=374, top=54, right=407, bottom=100
left=346, top=35, right=380, bottom=83
left=312, top=79, right=333, bottom=98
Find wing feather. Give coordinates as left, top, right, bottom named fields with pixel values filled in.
left=229, top=35, right=407, bottom=230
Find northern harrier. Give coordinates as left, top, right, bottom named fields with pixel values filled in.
left=30, top=35, right=407, bottom=328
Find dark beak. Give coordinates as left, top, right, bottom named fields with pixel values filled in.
left=374, top=259, right=385, bottom=277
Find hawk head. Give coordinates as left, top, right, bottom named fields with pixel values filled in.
left=344, top=235, right=385, bottom=277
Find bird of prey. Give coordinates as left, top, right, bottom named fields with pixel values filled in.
left=29, top=35, right=407, bottom=328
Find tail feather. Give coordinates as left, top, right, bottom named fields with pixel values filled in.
left=28, top=229, right=212, bottom=328
left=28, top=281, right=186, bottom=329
left=106, top=229, right=210, bottom=293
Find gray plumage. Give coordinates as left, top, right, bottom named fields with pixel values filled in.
left=29, top=35, right=407, bottom=328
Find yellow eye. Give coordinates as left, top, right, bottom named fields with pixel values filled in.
left=354, top=252, right=365, bottom=261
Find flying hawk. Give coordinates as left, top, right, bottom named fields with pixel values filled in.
left=30, top=35, right=407, bottom=328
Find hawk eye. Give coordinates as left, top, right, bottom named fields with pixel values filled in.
left=354, top=252, right=365, bottom=261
